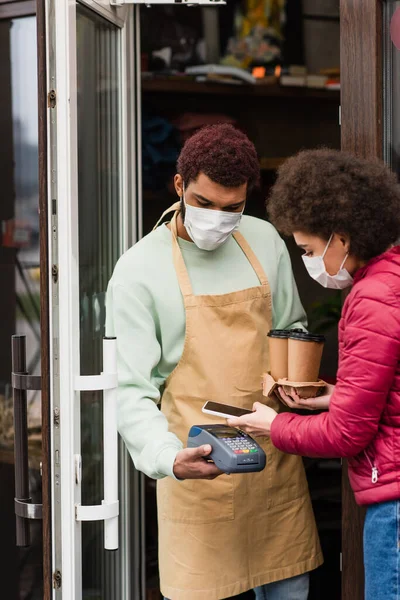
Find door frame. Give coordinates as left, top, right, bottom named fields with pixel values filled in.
left=0, top=3, right=45, bottom=599
left=45, top=1, right=137, bottom=597
left=36, top=0, right=52, bottom=597
left=0, top=3, right=51, bottom=599
left=340, top=1, right=383, bottom=598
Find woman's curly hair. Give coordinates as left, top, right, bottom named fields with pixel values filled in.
left=267, top=148, right=400, bottom=261
left=177, top=123, right=260, bottom=192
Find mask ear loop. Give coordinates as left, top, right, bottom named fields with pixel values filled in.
left=323, top=233, right=349, bottom=272
left=180, top=183, right=186, bottom=221
left=322, top=234, right=334, bottom=259
left=339, top=253, right=349, bottom=270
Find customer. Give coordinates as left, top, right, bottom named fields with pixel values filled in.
left=228, top=149, right=400, bottom=600
left=107, top=125, right=322, bottom=600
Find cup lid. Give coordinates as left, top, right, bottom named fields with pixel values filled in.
left=289, top=331, right=326, bottom=343
left=268, top=328, right=306, bottom=339
left=267, top=329, right=290, bottom=339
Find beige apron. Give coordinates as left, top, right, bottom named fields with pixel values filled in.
left=157, top=210, right=322, bottom=600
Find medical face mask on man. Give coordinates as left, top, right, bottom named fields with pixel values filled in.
left=302, top=234, right=354, bottom=290
left=182, top=189, right=244, bottom=251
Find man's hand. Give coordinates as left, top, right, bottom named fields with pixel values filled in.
left=173, top=446, right=223, bottom=480
left=227, top=402, right=278, bottom=437
left=277, top=384, right=335, bottom=411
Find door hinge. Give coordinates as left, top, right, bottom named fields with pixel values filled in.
left=53, top=570, right=62, bottom=589
left=48, top=89, right=57, bottom=109
left=340, top=552, right=342, bottom=572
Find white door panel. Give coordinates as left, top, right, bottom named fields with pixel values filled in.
left=46, top=1, right=139, bottom=597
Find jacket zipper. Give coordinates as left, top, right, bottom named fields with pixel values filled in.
left=364, top=450, right=379, bottom=484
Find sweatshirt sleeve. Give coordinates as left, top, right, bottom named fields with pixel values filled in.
left=272, top=238, right=308, bottom=331
left=271, top=281, right=400, bottom=458
left=106, top=280, right=183, bottom=479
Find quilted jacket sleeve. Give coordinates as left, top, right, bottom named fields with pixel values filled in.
left=270, top=278, right=400, bottom=458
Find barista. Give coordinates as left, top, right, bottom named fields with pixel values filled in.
left=106, top=124, right=322, bottom=600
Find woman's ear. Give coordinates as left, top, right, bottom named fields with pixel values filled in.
left=174, top=174, right=183, bottom=198
left=337, top=233, right=351, bottom=253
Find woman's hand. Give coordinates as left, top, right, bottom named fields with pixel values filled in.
left=227, top=402, right=278, bottom=437
left=277, top=384, right=335, bottom=411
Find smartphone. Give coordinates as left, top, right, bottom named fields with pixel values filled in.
left=202, top=401, right=254, bottom=419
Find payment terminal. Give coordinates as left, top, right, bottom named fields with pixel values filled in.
left=187, top=425, right=266, bottom=474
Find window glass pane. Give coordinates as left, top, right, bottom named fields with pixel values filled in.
left=76, top=5, right=122, bottom=599
left=0, top=15, right=42, bottom=600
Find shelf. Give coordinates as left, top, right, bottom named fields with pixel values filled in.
left=260, top=157, right=287, bottom=171
left=142, top=77, right=340, bottom=101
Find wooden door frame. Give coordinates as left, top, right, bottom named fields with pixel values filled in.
left=340, top=1, right=383, bottom=598
left=36, top=0, right=52, bottom=596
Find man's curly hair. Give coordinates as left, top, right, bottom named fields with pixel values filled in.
left=267, top=148, right=400, bottom=261
left=177, top=123, right=260, bottom=192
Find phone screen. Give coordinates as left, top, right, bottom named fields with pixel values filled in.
left=203, top=401, right=253, bottom=418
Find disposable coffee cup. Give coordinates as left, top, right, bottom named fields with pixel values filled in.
left=288, top=331, right=325, bottom=382
left=267, top=330, right=290, bottom=380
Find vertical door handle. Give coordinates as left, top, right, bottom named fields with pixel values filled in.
left=74, top=337, right=119, bottom=550
left=11, top=335, right=43, bottom=547
left=102, top=337, right=118, bottom=550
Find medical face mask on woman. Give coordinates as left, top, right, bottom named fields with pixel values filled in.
left=183, top=191, right=243, bottom=251
left=302, top=234, right=354, bottom=290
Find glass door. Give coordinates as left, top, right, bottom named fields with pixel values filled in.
left=0, top=8, right=43, bottom=600
left=46, top=1, right=140, bottom=597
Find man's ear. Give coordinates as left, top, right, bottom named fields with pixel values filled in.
left=174, top=174, right=184, bottom=198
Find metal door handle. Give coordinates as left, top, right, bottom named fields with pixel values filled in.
left=11, top=335, right=43, bottom=547
left=74, top=337, right=119, bottom=550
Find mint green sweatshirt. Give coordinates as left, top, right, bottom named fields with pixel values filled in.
left=106, top=216, right=307, bottom=480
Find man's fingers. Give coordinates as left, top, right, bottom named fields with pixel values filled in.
left=227, top=417, right=240, bottom=427
left=201, top=464, right=223, bottom=479
left=190, top=444, right=212, bottom=458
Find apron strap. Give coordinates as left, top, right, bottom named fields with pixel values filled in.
left=165, top=208, right=270, bottom=297
left=170, top=211, right=194, bottom=298
left=233, top=231, right=269, bottom=287
left=153, top=201, right=181, bottom=231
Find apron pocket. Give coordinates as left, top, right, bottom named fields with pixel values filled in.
left=158, top=474, right=234, bottom=524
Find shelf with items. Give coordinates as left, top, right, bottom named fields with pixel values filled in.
left=141, top=76, right=340, bottom=101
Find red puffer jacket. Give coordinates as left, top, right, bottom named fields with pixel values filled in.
left=271, top=246, right=400, bottom=505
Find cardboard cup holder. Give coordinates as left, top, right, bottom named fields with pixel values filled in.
left=266, top=330, right=326, bottom=400
left=262, top=373, right=327, bottom=400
